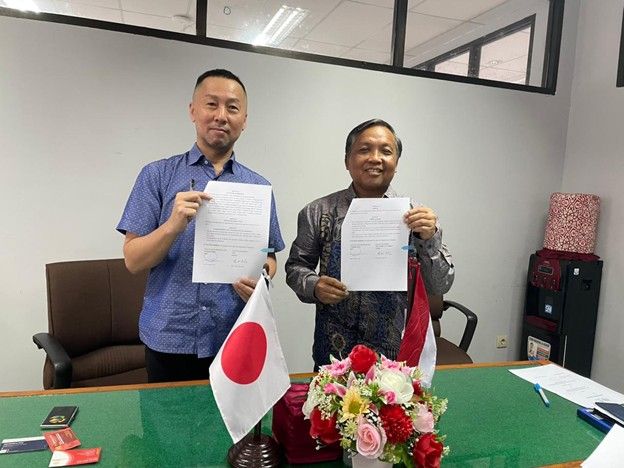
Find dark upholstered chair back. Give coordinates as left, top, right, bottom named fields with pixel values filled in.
left=428, top=294, right=477, bottom=365
left=46, top=259, right=145, bottom=356
left=35, top=259, right=149, bottom=389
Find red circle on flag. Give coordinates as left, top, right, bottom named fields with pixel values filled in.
left=221, top=322, right=267, bottom=384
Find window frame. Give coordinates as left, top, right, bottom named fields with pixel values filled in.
left=0, top=0, right=564, bottom=95
left=618, top=7, right=624, bottom=87
left=416, top=15, right=536, bottom=86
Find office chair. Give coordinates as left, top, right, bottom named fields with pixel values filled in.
left=428, top=295, right=478, bottom=364
left=33, top=259, right=149, bottom=389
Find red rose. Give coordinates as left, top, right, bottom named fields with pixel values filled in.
left=413, top=433, right=443, bottom=468
left=309, top=407, right=340, bottom=445
left=349, top=345, right=378, bottom=374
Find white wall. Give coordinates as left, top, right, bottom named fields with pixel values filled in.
left=562, top=0, right=624, bottom=391
left=0, top=6, right=577, bottom=391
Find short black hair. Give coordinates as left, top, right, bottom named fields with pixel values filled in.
left=345, top=119, right=402, bottom=160
left=194, top=69, right=246, bottom=95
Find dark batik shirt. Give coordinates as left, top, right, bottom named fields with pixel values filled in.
left=285, top=184, right=454, bottom=366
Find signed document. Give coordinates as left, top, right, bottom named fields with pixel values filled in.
left=192, top=181, right=271, bottom=284
left=341, top=197, right=410, bottom=291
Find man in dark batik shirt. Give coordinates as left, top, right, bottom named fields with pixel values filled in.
left=285, top=119, right=454, bottom=369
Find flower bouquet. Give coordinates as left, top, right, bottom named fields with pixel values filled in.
left=303, top=345, right=448, bottom=468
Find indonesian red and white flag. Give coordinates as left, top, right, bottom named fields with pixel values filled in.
left=397, top=259, right=437, bottom=386
left=209, top=273, right=290, bottom=443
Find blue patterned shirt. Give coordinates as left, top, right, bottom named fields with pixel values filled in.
left=117, top=144, right=285, bottom=358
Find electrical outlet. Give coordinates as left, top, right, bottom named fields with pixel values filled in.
left=496, top=335, right=508, bottom=348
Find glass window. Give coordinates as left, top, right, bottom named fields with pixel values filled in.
left=434, top=51, right=469, bottom=77
left=406, top=0, right=550, bottom=87
left=618, top=7, right=624, bottom=88
left=0, top=0, right=564, bottom=92
left=205, top=0, right=393, bottom=65
left=28, top=0, right=197, bottom=35
left=479, top=27, right=531, bottom=84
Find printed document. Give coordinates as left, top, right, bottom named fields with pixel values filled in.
left=193, top=181, right=271, bottom=283
left=341, top=197, right=410, bottom=291
left=581, top=424, right=624, bottom=467
left=509, top=364, right=624, bottom=408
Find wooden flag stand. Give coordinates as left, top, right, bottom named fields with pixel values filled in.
left=227, top=420, right=280, bottom=467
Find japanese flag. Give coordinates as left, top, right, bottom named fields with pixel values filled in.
left=209, top=273, right=290, bottom=443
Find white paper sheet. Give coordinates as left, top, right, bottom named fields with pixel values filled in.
left=340, top=197, right=410, bottom=291
left=509, top=364, right=624, bottom=408
left=192, top=181, right=271, bottom=284
left=581, top=424, right=624, bottom=467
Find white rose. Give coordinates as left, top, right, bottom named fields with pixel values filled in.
left=377, top=369, right=414, bottom=404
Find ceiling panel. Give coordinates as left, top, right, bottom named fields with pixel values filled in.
left=351, top=0, right=395, bottom=8
left=53, top=1, right=123, bottom=22
left=292, top=39, right=350, bottom=57
left=207, top=1, right=275, bottom=31
left=478, top=66, right=525, bottom=83
left=123, top=10, right=195, bottom=33
left=206, top=23, right=247, bottom=42
left=305, top=1, right=393, bottom=48
left=206, top=0, right=341, bottom=42
left=121, top=0, right=192, bottom=17
left=435, top=59, right=468, bottom=76
left=62, top=0, right=121, bottom=8
left=355, top=22, right=391, bottom=53
left=410, top=0, right=510, bottom=21
left=342, top=47, right=391, bottom=64
left=480, top=28, right=530, bottom=66
left=404, top=11, right=462, bottom=50
left=496, top=54, right=529, bottom=72
left=27, top=0, right=57, bottom=12
left=402, top=20, right=483, bottom=67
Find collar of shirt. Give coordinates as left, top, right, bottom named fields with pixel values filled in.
left=186, top=143, right=239, bottom=176
left=347, top=183, right=398, bottom=199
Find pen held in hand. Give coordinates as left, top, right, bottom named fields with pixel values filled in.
left=534, top=383, right=550, bottom=407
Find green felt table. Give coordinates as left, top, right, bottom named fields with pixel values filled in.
left=0, top=362, right=604, bottom=467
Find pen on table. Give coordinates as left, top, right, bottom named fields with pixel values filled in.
left=534, top=383, right=550, bottom=407
left=190, top=178, right=196, bottom=191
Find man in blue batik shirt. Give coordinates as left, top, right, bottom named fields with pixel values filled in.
left=117, top=69, right=285, bottom=383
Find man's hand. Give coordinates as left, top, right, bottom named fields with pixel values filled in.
left=404, top=206, right=437, bottom=241
left=166, top=190, right=211, bottom=234
left=233, top=277, right=257, bottom=303
left=314, top=276, right=349, bottom=305
left=123, top=190, right=211, bottom=274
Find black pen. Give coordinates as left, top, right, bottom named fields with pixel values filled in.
left=190, top=178, right=196, bottom=191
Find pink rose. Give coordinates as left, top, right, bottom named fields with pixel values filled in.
left=413, top=403, right=435, bottom=433
left=356, top=421, right=386, bottom=459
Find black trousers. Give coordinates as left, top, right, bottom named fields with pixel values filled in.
left=144, top=347, right=214, bottom=383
